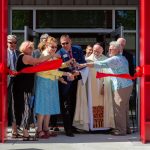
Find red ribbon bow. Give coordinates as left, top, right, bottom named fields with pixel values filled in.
left=96, top=66, right=143, bottom=80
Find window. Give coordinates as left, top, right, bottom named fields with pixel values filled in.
left=36, top=10, right=112, bottom=28
left=115, top=10, right=136, bottom=30
left=12, top=10, right=33, bottom=30
left=124, top=33, right=136, bottom=51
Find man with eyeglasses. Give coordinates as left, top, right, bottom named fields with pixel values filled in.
left=57, top=34, right=86, bottom=137
left=7, top=35, right=21, bottom=137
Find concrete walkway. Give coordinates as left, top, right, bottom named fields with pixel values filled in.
left=1, top=128, right=150, bottom=150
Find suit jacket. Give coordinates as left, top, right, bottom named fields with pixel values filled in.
left=122, top=50, right=135, bottom=76
left=57, top=45, right=85, bottom=63
left=57, top=45, right=86, bottom=81
left=7, top=49, right=20, bottom=70
left=7, top=49, right=20, bottom=86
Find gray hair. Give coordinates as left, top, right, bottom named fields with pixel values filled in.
left=109, top=41, right=122, bottom=50
left=7, top=35, right=17, bottom=41
left=40, top=33, right=49, bottom=42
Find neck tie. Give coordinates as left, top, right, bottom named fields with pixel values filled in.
left=12, top=51, right=16, bottom=69
left=68, top=51, right=73, bottom=59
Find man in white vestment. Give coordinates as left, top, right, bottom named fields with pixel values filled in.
left=73, top=43, right=115, bottom=131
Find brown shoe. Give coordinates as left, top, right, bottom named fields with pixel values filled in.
left=111, top=129, right=126, bottom=136
left=35, top=130, right=49, bottom=139
left=43, top=130, right=57, bottom=137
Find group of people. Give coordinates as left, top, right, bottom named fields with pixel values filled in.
left=7, top=33, right=133, bottom=141
left=77, top=40, right=133, bottom=135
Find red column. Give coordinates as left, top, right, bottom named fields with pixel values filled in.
left=140, top=0, right=150, bottom=143
left=0, top=0, right=8, bottom=143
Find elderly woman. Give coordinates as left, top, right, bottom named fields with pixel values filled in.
left=12, top=41, right=53, bottom=141
left=79, top=41, right=133, bottom=135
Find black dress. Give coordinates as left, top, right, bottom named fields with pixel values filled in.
left=12, top=54, right=34, bottom=129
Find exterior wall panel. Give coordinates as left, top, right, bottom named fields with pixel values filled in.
left=128, top=0, right=139, bottom=5
left=9, top=0, right=138, bottom=5
left=114, top=0, right=127, bottom=5
left=9, top=0, right=22, bottom=5
left=75, top=0, right=87, bottom=5
left=36, top=0, right=48, bottom=5
left=61, top=0, right=74, bottom=5
left=22, top=0, right=35, bottom=5
left=48, top=0, right=61, bottom=5
left=101, top=0, right=113, bottom=5
left=88, top=0, right=100, bottom=5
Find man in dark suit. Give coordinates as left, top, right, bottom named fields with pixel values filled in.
left=7, top=35, right=21, bottom=137
left=57, top=34, right=86, bottom=137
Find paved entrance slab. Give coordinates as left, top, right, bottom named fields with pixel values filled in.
left=1, top=128, right=150, bottom=150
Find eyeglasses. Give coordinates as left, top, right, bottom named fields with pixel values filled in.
left=8, top=41, right=17, bottom=44
left=61, top=42, right=69, bottom=46
left=109, top=48, right=116, bottom=51
left=48, top=45, right=57, bottom=49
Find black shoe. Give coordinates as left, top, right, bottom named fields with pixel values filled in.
left=127, top=129, right=132, bottom=134
left=54, top=127, right=60, bottom=132
left=50, top=127, right=54, bottom=130
left=72, top=126, right=79, bottom=133
left=66, top=131, right=74, bottom=137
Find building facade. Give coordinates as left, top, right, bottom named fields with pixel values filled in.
left=8, top=0, right=138, bottom=56
left=8, top=0, right=139, bottom=125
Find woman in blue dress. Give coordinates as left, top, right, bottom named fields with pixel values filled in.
left=34, top=36, right=74, bottom=138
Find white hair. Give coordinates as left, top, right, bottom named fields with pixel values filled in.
left=110, top=41, right=122, bottom=50
left=7, top=35, right=17, bottom=41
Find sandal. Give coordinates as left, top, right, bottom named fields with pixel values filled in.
left=12, top=132, right=23, bottom=138
left=35, top=130, right=49, bottom=139
left=44, top=130, right=57, bottom=137
left=23, top=135, right=38, bottom=141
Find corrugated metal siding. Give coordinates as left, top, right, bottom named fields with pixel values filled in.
left=36, top=0, right=48, bottom=5
left=8, top=0, right=138, bottom=5
left=48, top=0, right=61, bottom=5
left=22, top=0, right=35, bottom=5
left=114, top=0, right=127, bottom=5
left=75, top=0, right=87, bottom=5
left=128, top=0, right=138, bottom=5
left=101, top=0, right=113, bottom=5
left=9, top=0, right=22, bottom=5
left=87, top=0, right=99, bottom=5
left=61, top=0, right=74, bottom=5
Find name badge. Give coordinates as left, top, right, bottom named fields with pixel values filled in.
left=63, top=54, right=68, bottom=58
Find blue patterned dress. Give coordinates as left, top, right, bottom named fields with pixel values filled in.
left=34, top=70, right=63, bottom=115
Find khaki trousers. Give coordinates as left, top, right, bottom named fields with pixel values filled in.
left=113, top=85, right=133, bottom=134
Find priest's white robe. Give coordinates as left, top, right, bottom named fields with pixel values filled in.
left=87, top=54, right=115, bottom=130
left=73, top=67, right=89, bottom=131
left=73, top=54, right=115, bottom=131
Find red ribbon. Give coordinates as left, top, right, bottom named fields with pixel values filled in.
left=0, top=62, right=145, bottom=80
left=96, top=66, right=143, bottom=80
left=0, top=59, right=62, bottom=75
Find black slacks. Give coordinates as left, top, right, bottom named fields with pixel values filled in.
left=59, top=79, right=78, bottom=133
